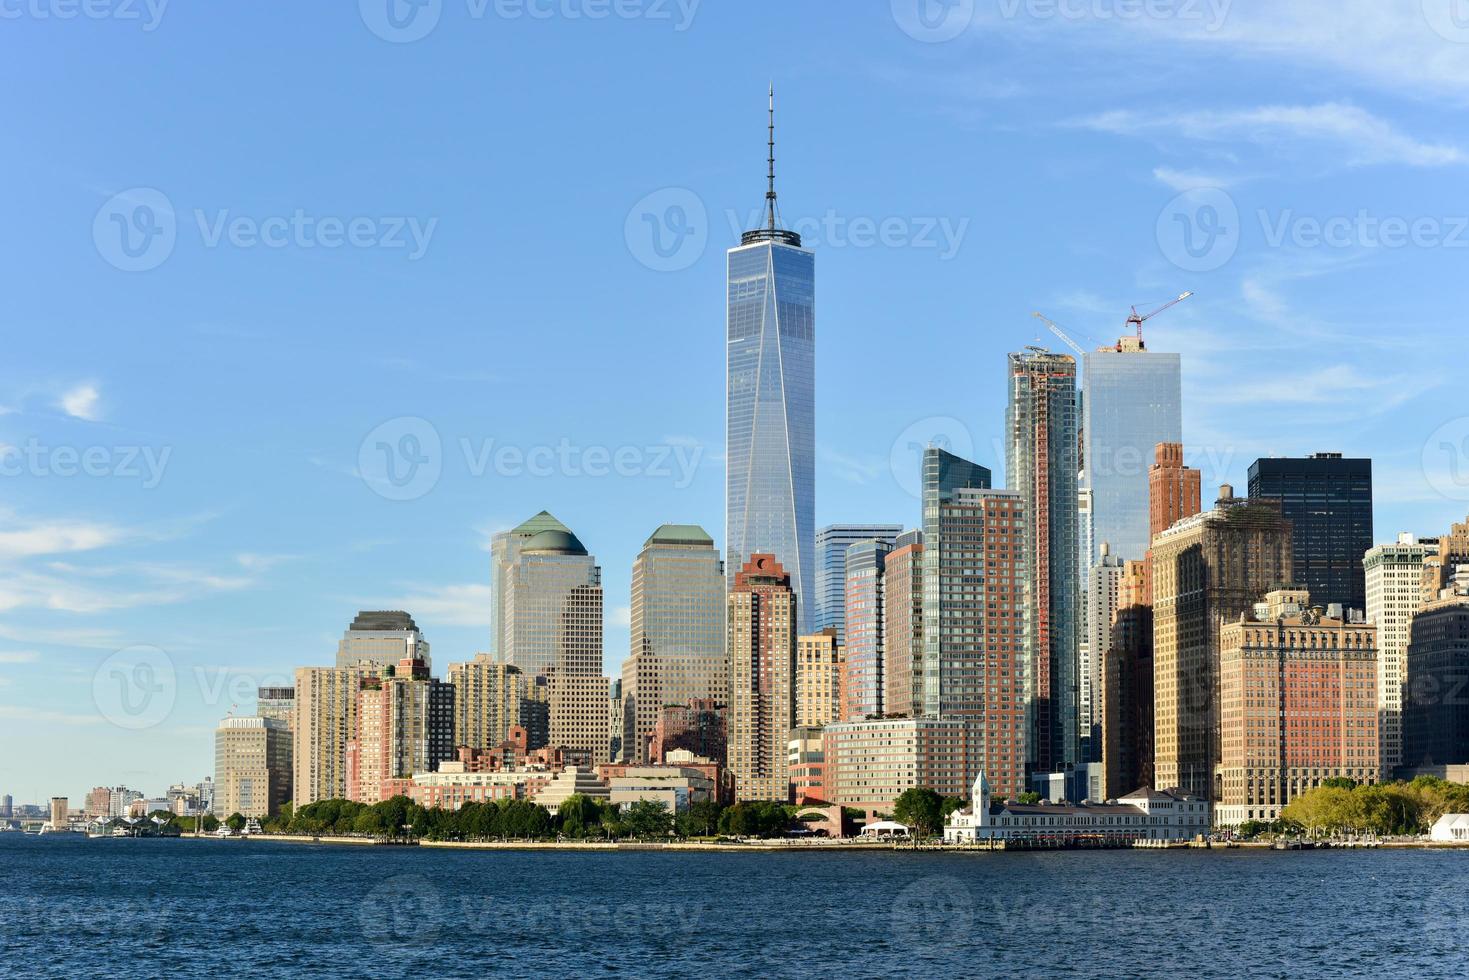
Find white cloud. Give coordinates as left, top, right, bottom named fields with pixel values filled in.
left=0, top=650, right=39, bottom=664
left=59, top=383, right=102, bottom=421
left=1152, top=167, right=1247, bottom=191
left=608, top=605, right=631, bottom=629
left=817, top=445, right=888, bottom=485
left=0, top=519, right=124, bottom=560
left=379, top=583, right=492, bottom=627
left=235, top=553, right=297, bottom=572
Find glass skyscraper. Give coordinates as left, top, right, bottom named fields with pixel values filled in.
left=726, top=95, right=815, bottom=632
left=815, top=524, right=903, bottom=642
left=1081, top=338, right=1182, bottom=565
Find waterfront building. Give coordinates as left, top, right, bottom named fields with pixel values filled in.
left=1214, top=590, right=1380, bottom=826
left=335, top=610, right=430, bottom=672
left=598, top=765, right=717, bottom=813
left=1430, top=814, right=1469, bottom=842
left=0, top=794, right=9, bottom=818
left=882, top=530, right=924, bottom=720
left=943, top=773, right=1210, bottom=844
left=214, top=715, right=292, bottom=818
left=1101, top=560, right=1153, bottom=800
left=921, top=447, right=1028, bottom=799
left=822, top=717, right=968, bottom=813
left=491, top=510, right=572, bottom=656
left=345, top=658, right=455, bottom=804
left=788, top=725, right=827, bottom=804
left=256, top=686, right=295, bottom=730
left=727, top=92, right=816, bottom=632
left=293, top=664, right=373, bottom=805
left=1081, top=544, right=1124, bottom=762
left=728, top=554, right=798, bottom=802
left=48, top=798, right=68, bottom=831
left=1007, top=348, right=1081, bottom=772
left=1248, top=453, right=1373, bottom=614
left=647, top=699, right=727, bottom=766
left=1082, top=334, right=1183, bottom=569
left=1403, top=578, right=1469, bottom=770
left=449, top=654, right=549, bottom=755
left=621, top=525, right=726, bottom=763
left=396, top=762, right=553, bottom=810
left=841, top=539, right=891, bottom=720
left=815, top=524, right=903, bottom=640
left=1151, top=486, right=1293, bottom=800
left=1363, top=533, right=1440, bottom=773
left=794, top=630, right=842, bottom=728
left=84, top=787, right=111, bottom=820
left=531, top=766, right=610, bottom=814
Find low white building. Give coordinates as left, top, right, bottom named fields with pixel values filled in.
left=944, top=774, right=1211, bottom=845
left=1430, top=814, right=1469, bottom=842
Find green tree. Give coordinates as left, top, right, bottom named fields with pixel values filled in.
left=225, top=812, right=246, bottom=832
left=893, top=787, right=944, bottom=838
left=623, top=799, right=674, bottom=838
left=1017, top=792, right=1042, bottom=805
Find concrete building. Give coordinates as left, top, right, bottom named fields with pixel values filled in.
left=398, top=762, right=554, bottom=810
left=1148, top=444, right=1202, bottom=568
left=728, top=554, right=798, bottom=802
left=293, top=664, right=375, bottom=805
left=1248, top=453, right=1373, bottom=614
left=215, top=716, right=292, bottom=818
left=346, top=658, right=455, bottom=804
left=921, top=447, right=1028, bottom=800
left=256, top=686, right=295, bottom=730
left=841, top=538, right=891, bottom=720
left=647, top=699, right=726, bottom=766
left=621, top=525, right=726, bottom=763
left=531, top=767, right=610, bottom=814
left=881, top=529, right=924, bottom=720
left=1430, top=814, right=1469, bottom=842
left=1102, top=559, right=1153, bottom=800
left=788, top=726, right=827, bottom=804
left=48, top=797, right=68, bottom=831
left=449, top=654, right=549, bottom=755
left=1151, top=486, right=1293, bottom=800
left=814, top=524, right=903, bottom=641
left=823, top=717, right=968, bottom=813
left=1007, top=349, right=1081, bottom=773
left=1364, top=533, right=1439, bottom=773
left=491, top=510, right=570, bottom=656
left=1403, top=581, right=1469, bottom=770
left=944, top=773, right=1210, bottom=844
left=1214, top=590, right=1380, bottom=826
left=794, top=630, right=842, bottom=728
left=336, top=610, right=430, bottom=672
left=598, top=765, right=717, bottom=813
left=1081, top=544, right=1124, bottom=763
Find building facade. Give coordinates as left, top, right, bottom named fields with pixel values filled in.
left=1402, top=589, right=1469, bottom=770
left=293, top=664, right=373, bottom=805
left=1102, top=559, right=1154, bottom=800
left=945, top=774, right=1210, bottom=844
left=346, top=658, right=456, bottom=804
left=335, top=610, right=430, bottom=672
left=1081, top=544, right=1124, bottom=762
left=215, top=716, right=292, bottom=818
left=1363, top=533, right=1439, bottom=773
left=256, top=687, right=295, bottom=730
left=814, top=524, right=903, bottom=641
left=449, top=654, right=549, bottom=755
left=794, top=630, right=842, bottom=728
left=841, top=538, right=891, bottom=720
left=881, top=529, right=924, bottom=720
left=823, top=717, right=968, bottom=813
left=728, top=554, right=798, bottom=801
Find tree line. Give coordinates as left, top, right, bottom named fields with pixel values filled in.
left=1260, top=777, right=1469, bottom=838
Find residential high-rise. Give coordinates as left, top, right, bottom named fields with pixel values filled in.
left=1082, top=335, right=1183, bottom=568
left=1402, top=579, right=1469, bottom=770
left=728, top=554, right=797, bottom=801
left=1007, top=348, right=1081, bottom=772
left=841, top=538, right=892, bottom=720
left=1421, top=516, right=1469, bottom=601
left=448, top=654, right=549, bottom=754
left=215, top=716, right=292, bottom=818
left=335, top=610, right=430, bottom=671
left=921, top=447, right=1029, bottom=800
left=1151, top=486, right=1293, bottom=800
left=1247, top=453, right=1373, bottom=614
left=491, top=510, right=571, bottom=656
left=1102, top=559, right=1153, bottom=799
left=1215, top=590, right=1380, bottom=826
left=1149, top=443, right=1202, bottom=546
left=814, top=524, right=903, bottom=640
left=794, top=629, right=842, bottom=728
left=822, top=717, right=969, bottom=813
left=621, top=525, right=726, bottom=763
left=1364, top=533, right=1439, bottom=773
left=1081, top=543, right=1124, bottom=762
left=346, top=658, right=456, bottom=803
left=256, top=687, right=295, bottom=730
left=881, top=529, right=924, bottom=720
left=727, top=91, right=816, bottom=632
left=293, top=664, right=374, bottom=805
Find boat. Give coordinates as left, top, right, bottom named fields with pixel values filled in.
left=212, top=826, right=235, bottom=838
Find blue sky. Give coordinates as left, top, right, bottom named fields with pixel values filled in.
left=3, top=0, right=1468, bottom=804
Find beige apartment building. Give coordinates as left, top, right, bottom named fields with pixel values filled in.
left=215, top=715, right=292, bottom=817
left=794, top=630, right=842, bottom=728
left=728, top=554, right=798, bottom=802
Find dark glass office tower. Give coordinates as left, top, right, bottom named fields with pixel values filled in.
left=1247, top=453, right=1373, bottom=613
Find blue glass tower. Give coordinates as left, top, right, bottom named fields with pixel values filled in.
left=726, top=88, right=816, bottom=631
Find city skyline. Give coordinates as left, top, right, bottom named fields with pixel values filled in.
left=6, top=3, right=1469, bottom=801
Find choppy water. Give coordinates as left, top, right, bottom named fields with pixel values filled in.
left=2, top=834, right=1466, bottom=977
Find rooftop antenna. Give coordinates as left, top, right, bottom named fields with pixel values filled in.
left=766, top=82, right=777, bottom=232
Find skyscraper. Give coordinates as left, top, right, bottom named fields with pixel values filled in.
left=727, top=90, right=816, bottom=632
left=491, top=510, right=572, bottom=656
left=1364, top=533, right=1439, bottom=774
left=448, top=654, right=549, bottom=753
left=1082, top=336, right=1183, bottom=566
left=814, top=524, right=903, bottom=640
left=794, top=629, right=842, bottom=728
left=335, top=610, right=430, bottom=671
left=293, top=664, right=375, bottom=805
left=1247, top=453, right=1374, bottom=614
left=346, top=657, right=455, bottom=804
left=1080, top=543, right=1124, bottom=762
left=881, top=529, right=924, bottom=721
left=1150, top=443, right=1203, bottom=546
left=841, top=538, right=892, bottom=721
left=215, top=716, right=291, bottom=818
left=1403, top=579, right=1469, bottom=771
left=622, top=525, right=726, bottom=763
left=1101, top=559, right=1153, bottom=800
left=1007, top=349, right=1081, bottom=773
left=1151, top=486, right=1293, bottom=800
left=728, top=554, right=797, bottom=801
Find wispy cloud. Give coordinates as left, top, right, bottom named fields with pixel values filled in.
left=1152, top=167, right=1249, bottom=192
left=59, top=383, right=102, bottom=421
left=377, top=583, right=491, bottom=627
left=817, top=445, right=888, bottom=485
left=0, top=518, right=125, bottom=561
left=0, top=650, right=38, bottom=664
left=608, top=605, right=631, bottom=629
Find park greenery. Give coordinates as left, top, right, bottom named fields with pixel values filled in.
left=1256, top=777, right=1469, bottom=838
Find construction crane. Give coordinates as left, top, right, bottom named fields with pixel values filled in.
left=1031, top=311, right=1087, bottom=358
left=1125, top=291, right=1192, bottom=347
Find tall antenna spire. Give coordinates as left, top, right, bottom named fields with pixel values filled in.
left=766, top=82, right=777, bottom=232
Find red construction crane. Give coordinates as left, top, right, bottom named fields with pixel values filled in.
left=1126, top=291, right=1192, bottom=347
